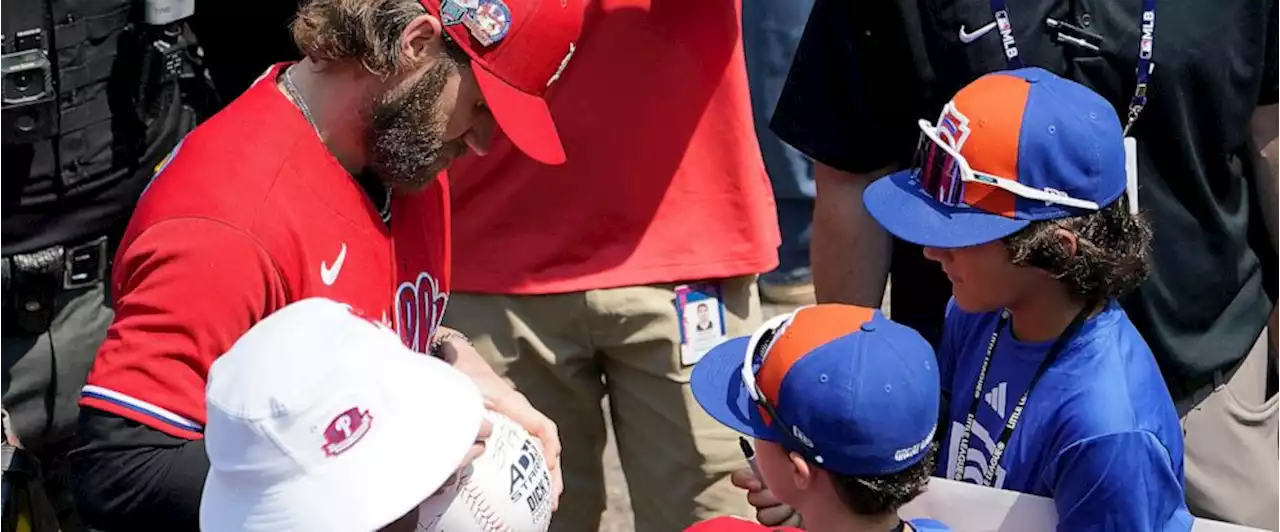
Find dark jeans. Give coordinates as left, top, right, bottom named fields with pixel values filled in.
left=3, top=280, right=113, bottom=532
left=743, top=0, right=816, bottom=280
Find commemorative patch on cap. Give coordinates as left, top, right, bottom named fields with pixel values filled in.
left=462, top=0, right=512, bottom=47
left=439, top=0, right=470, bottom=25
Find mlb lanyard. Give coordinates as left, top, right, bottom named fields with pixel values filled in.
left=987, top=0, right=1156, bottom=134
left=951, top=304, right=1092, bottom=487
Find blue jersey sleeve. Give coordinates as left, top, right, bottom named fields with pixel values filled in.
left=1045, top=431, right=1193, bottom=531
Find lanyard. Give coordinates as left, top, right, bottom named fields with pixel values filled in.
left=950, top=304, right=1092, bottom=487
left=986, top=0, right=1156, bottom=135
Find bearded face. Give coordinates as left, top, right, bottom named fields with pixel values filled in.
left=365, top=58, right=469, bottom=191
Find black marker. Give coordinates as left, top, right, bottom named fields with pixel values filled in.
left=739, top=437, right=766, bottom=487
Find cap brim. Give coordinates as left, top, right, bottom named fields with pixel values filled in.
left=689, top=337, right=782, bottom=442
left=200, top=353, right=484, bottom=532
left=473, top=61, right=565, bottom=165
left=863, top=169, right=1030, bottom=249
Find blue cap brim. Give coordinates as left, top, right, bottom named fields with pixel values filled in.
left=690, top=337, right=781, bottom=442
left=864, top=169, right=1031, bottom=249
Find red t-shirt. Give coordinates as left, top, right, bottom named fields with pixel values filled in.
left=685, top=517, right=802, bottom=532
left=447, top=0, right=779, bottom=294
left=79, top=64, right=451, bottom=440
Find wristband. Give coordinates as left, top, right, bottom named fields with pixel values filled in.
left=429, top=329, right=471, bottom=357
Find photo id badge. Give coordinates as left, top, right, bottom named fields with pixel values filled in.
left=675, top=283, right=728, bottom=366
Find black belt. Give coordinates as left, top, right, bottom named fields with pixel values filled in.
left=2, top=236, right=111, bottom=335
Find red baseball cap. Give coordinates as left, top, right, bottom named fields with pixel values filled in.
left=422, top=0, right=583, bottom=165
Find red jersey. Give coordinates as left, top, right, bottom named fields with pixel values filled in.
left=79, top=64, right=451, bottom=440
left=684, top=517, right=803, bottom=532
left=447, top=0, right=779, bottom=294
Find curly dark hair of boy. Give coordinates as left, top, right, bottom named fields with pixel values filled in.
left=1003, top=197, right=1153, bottom=302
left=831, top=444, right=937, bottom=515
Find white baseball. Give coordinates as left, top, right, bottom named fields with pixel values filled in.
left=417, top=411, right=554, bottom=532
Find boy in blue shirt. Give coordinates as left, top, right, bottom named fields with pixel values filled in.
left=690, top=304, right=952, bottom=532
left=863, top=67, right=1193, bottom=530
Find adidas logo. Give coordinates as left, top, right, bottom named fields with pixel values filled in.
left=984, top=381, right=1008, bottom=419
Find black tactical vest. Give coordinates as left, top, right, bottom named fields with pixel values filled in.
left=1, top=0, right=194, bottom=255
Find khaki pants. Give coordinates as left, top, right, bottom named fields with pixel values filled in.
left=1178, top=326, right=1279, bottom=531
left=444, top=276, right=759, bottom=532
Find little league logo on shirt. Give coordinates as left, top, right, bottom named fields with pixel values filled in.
left=944, top=409, right=1009, bottom=488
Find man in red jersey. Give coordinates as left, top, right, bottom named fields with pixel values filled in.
left=442, top=1, right=780, bottom=530
left=66, top=0, right=583, bottom=530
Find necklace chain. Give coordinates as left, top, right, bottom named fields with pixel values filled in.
left=281, top=65, right=393, bottom=224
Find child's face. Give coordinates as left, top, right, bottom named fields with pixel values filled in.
left=923, top=241, right=1040, bottom=313
left=753, top=439, right=804, bottom=506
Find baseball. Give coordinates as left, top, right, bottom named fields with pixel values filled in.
left=417, top=411, right=554, bottom=532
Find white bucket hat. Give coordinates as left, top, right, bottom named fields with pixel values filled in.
left=199, top=298, right=484, bottom=531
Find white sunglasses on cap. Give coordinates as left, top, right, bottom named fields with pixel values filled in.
left=739, top=309, right=825, bottom=465
left=914, top=119, right=1102, bottom=212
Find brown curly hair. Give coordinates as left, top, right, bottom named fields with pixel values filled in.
left=291, top=0, right=431, bottom=77
left=1003, top=197, right=1152, bottom=302
left=830, top=444, right=937, bottom=515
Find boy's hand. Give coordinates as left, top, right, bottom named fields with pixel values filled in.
left=730, top=469, right=804, bottom=528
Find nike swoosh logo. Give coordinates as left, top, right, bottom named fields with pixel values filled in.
left=959, top=21, right=997, bottom=43
left=321, top=243, right=347, bottom=286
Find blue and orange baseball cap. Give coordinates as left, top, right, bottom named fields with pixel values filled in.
left=690, top=305, right=939, bottom=476
left=864, top=67, right=1127, bottom=249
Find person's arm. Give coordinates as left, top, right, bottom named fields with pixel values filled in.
left=1253, top=106, right=1278, bottom=254
left=1045, top=431, right=1193, bottom=531
left=1253, top=105, right=1279, bottom=352
left=70, top=410, right=210, bottom=531
left=1255, top=0, right=1279, bottom=351
left=72, top=219, right=286, bottom=530
left=811, top=161, right=897, bottom=305
left=432, top=327, right=564, bottom=509
left=768, top=0, right=922, bottom=306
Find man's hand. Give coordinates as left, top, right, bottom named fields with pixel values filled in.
left=730, top=469, right=803, bottom=528
left=433, top=415, right=494, bottom=497
left=436, top=329, right=564, bottom=510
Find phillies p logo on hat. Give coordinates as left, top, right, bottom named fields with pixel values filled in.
left=322, top=406, right=374, bottom=457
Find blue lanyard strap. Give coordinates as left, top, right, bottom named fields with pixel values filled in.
left=985, top=0, right=1156, bottom=134
left=987, top=0, right=1023, bottom=68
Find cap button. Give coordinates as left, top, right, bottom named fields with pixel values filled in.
left=861, top=322, right=876, bottom=333
left=1024, top=70, right=1042, bottom=83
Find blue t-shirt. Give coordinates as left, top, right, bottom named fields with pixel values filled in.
left=935, top=298, right=1193, bottom=531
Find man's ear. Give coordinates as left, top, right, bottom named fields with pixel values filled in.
left=1053, top=227, right=1079, bottom=258
left=399, top=13, right=447, bottom=69
left=789, top=452, right=814, bottom=490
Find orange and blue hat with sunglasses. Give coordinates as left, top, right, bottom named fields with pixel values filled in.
left=864, top=67, right=1127, bottom=249
left=690, top=305, right=939, bottom=476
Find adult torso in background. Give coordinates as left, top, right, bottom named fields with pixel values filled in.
left=1, top=0, right=194, bottom=255
left=781, top=0, right=1277, bottom=399
left=446, top=0, right=780, bottom=295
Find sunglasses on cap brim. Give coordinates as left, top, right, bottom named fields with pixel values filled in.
left=740, top=310, right=828, bottom=467
left=912, top=119, right=1101, bottom=211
